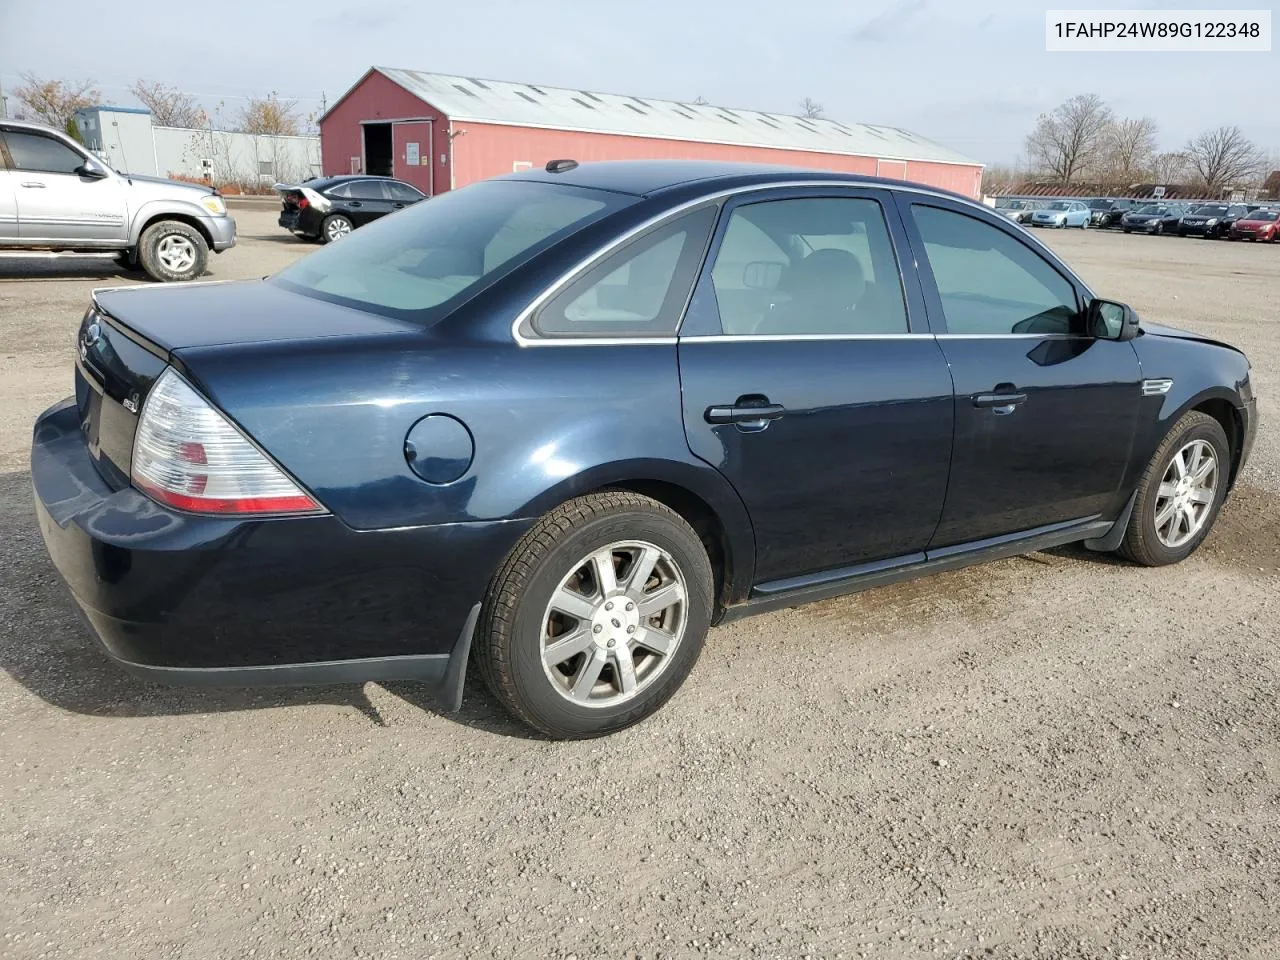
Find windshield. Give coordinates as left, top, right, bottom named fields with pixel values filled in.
left=1046, top=201, right=1071, bottom=210
left=996, top=199, right=1026, bottom=209
left=1246, top=210, right=1278, bottom=222
left=1088, top=199, right=1112, bottom=209
left=1133, top=204, right=1164, bottom=214
left=271, top=180, right=633, bottom=323
left=1192, top=205, right=1228, bottom=216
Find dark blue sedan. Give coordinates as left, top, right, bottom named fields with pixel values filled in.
left=32, top=160, right=1257, bottom=738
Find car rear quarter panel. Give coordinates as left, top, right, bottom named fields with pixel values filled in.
left=178, top=337, right=757, bottom=593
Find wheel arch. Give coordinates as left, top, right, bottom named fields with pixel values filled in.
left=515, top=460, right=757, bottom=615
left=133, top=210, right=215, bottom=250
left=1190, top=395, right=1244, bottom=487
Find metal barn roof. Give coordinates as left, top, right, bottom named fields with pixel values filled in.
left=364, top=67, right=978, bottom=168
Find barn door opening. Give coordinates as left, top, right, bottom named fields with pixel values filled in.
left=363, top=123, right=392, bottom=177
left=392, top=121, right=434, bottom=196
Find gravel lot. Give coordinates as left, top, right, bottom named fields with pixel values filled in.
left=2, top=208, right=1278, bottom=959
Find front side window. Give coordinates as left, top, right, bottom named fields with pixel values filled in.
left=532, top=205, right=717, bottom=338
left=709, top=196, right=908, bottom=336
left=273, top=180, right=631, bottom=324
left=388, top=181, right=424, bottom=202
left=911, top=204, right=1079, bottom=336
left=4, top=130, right=87, bottom=175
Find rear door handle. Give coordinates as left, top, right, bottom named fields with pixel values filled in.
left=348, top=201, right=362, bottom=207
left=20, top=181, right=47, bottom=188
left=705, top=402, right=786, bottom=425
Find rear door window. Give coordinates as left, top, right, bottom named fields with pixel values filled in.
left=346, top=180, right=390, bottom=201
left=709, top=196, right=908, bottom=336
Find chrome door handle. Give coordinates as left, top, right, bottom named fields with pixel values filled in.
left=705, top=402, right=786, bottom=425
left=20, top=181, right=47, bottom=188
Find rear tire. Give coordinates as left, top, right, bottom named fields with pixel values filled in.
left=474, top=491, right=714, bottom=739
left=320, top=214, right=353, bottom=244
left=137, top=220, right=208, bottom=282
left=1118, top=411, right=1230, bottom=567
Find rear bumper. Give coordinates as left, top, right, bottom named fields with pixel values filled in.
left=31, top=399, right=524, bottom=705
left=278, top=208, right=322, bottom=236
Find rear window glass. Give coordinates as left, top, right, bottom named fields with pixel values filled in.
left=272, top=180, right=632, bottom=324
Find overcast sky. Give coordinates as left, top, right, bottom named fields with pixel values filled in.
left=1, top=0, right=1275, bottom=166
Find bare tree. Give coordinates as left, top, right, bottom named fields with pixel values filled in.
left=131, top=80, right=205, bottom=128
left=1024, top=94, right=1114, bottom=184
left=799, top=97, right=825, bottom=119
left=1184, top=125, right=1265, bottom=194
left=1103, top=116, right=1158, bottom=183
left=13, top=72, right=99, bottom=133
left=981, top=164, right=1020, bottom=196
left=239, top=92, right=300, bottom=136
left=1150, top=151, right=1190, bottom=184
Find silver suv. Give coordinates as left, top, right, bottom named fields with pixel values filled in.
left=0, top=119, right=236, bottom=282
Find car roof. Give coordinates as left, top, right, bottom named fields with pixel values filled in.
left=310, top=175, right=417, bottom=189
left=497, top=159, right=976, bottom=204
left=0, top=118, right=67, bottom=135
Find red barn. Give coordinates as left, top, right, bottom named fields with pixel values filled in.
left=319, top=67, right=983, bottom=199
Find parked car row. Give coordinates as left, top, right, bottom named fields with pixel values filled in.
left=995, top=195, right=1279, bottom=242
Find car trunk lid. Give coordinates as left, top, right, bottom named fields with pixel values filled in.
left=79, top=280, right=421, bottom=488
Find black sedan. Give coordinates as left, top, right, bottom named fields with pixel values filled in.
left=1178, top=203, right=1250, bottom=239
left=32, top=160, right=1256, bottom=739
left=1121, top=202, right=1188, bottom=234
left=275, top=175, right=426, bottom=243
left=1089, top=198, right=1134, bottom=228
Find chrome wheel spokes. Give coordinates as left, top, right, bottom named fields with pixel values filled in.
left=540, top=540, right=687, bottom=707
left=1154, top=439, right=1218, bottom=548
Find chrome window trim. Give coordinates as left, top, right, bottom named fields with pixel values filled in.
left=681, top=333, right=928, bottom=343
left=511, top=179, right=1077, bottom=347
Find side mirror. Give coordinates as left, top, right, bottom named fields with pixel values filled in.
left=1087, top=298, right=1140, bottom=342
left=77, top=158, right=109, bottom=180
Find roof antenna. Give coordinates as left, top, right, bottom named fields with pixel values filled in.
left=545, top=158, right=578, bottom=174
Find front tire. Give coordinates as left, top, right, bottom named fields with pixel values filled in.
left=474, top=492, right=714, bottom=739
left=137, top=220, right=208, bottom=282
left=1118, top=411, right=1230, bottom=567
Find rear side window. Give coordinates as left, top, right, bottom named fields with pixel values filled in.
left=709, top=196, right=908, bottom=336
left=346, top=179, right=389, bottom=200
left=911, top=204, right=1079, bottom=336
left=531, top=205, right=717, bottom=338
left=273, top=180, right=631, bottom=324
left=4, top=130, right=86, bottom=175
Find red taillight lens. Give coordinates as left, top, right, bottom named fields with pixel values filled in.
left=296, top=195, right=309, bottom=210
left=131, top=368, right=325, bottom=517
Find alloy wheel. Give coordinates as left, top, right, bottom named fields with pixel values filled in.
left=540, top=540, right=688, bottom=708
left=326, top=218, right=352, bottom=241
left=1154, top=439, right=1218, bottom=548
left=156, top=234, right=196, bottom=274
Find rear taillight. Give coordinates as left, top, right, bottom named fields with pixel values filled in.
left=131, top=368, right=324, bottom=517
left=296, top=195, right=309, bottom=210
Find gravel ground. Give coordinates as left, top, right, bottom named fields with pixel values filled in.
left=1, top=210, right=1278, bottom=960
